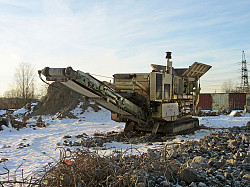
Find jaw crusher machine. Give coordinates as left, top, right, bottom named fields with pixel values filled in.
left=39, top=52, right=211, bottom=134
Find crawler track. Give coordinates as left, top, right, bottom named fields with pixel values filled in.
left=133, top=117, right=199, bottom=134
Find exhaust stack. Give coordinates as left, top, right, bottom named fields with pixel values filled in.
left=166, top=51, right=172, bottom=75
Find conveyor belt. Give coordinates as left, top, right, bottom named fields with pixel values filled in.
left=39, top=67, right=147, bottom=125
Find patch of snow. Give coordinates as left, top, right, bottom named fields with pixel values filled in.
left=31, top=102, right=38, bottom=106
left=1, top=105, right=250, bottom=180
left=12, top=107, right=28, bottom=116
left=198, top=114, right=250, bottom=128
left=0, top=110, right=6, bottom=115
left=0, top=107, right=125, bottom=180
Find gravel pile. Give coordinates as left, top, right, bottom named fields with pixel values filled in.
left=158, top=126, right=249, bottom=186
left=39, top=126, right=249, bottom=186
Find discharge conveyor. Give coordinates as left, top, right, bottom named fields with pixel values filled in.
left=38, top=67, right=148, bottom=125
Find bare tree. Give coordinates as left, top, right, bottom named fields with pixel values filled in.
left=4, top=84, right=18, bottom=98
left=4, top=62, right=36, bottom=100
left=37, top=83, right=49, bottom=99
left=2, top=63, right=36, bottom=108
left=15, top=62, right=36, bottom=100
left=221, top=80, right=237, bottom=93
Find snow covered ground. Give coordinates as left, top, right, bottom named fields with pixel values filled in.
left=0, top=105, right=249, bottom=181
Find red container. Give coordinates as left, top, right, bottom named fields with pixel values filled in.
left=198, top=94, right=212, bottom=110
left=229, top=93, right=246, bottom=110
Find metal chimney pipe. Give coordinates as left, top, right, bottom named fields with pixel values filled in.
left=166, top=51, right=172, bottom=59
left=166, top=51, right=172, bottom=74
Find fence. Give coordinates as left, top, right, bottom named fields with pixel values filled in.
left=198, top=93, right=247, bottom=111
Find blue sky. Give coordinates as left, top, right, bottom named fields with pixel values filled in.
left=0, top=0, right=250, bottom=95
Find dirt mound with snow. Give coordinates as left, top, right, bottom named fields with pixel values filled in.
left=32, top=82, right=101, bottom=118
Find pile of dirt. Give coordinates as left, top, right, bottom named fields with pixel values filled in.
left=31, top=82, right=101, bottom=118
